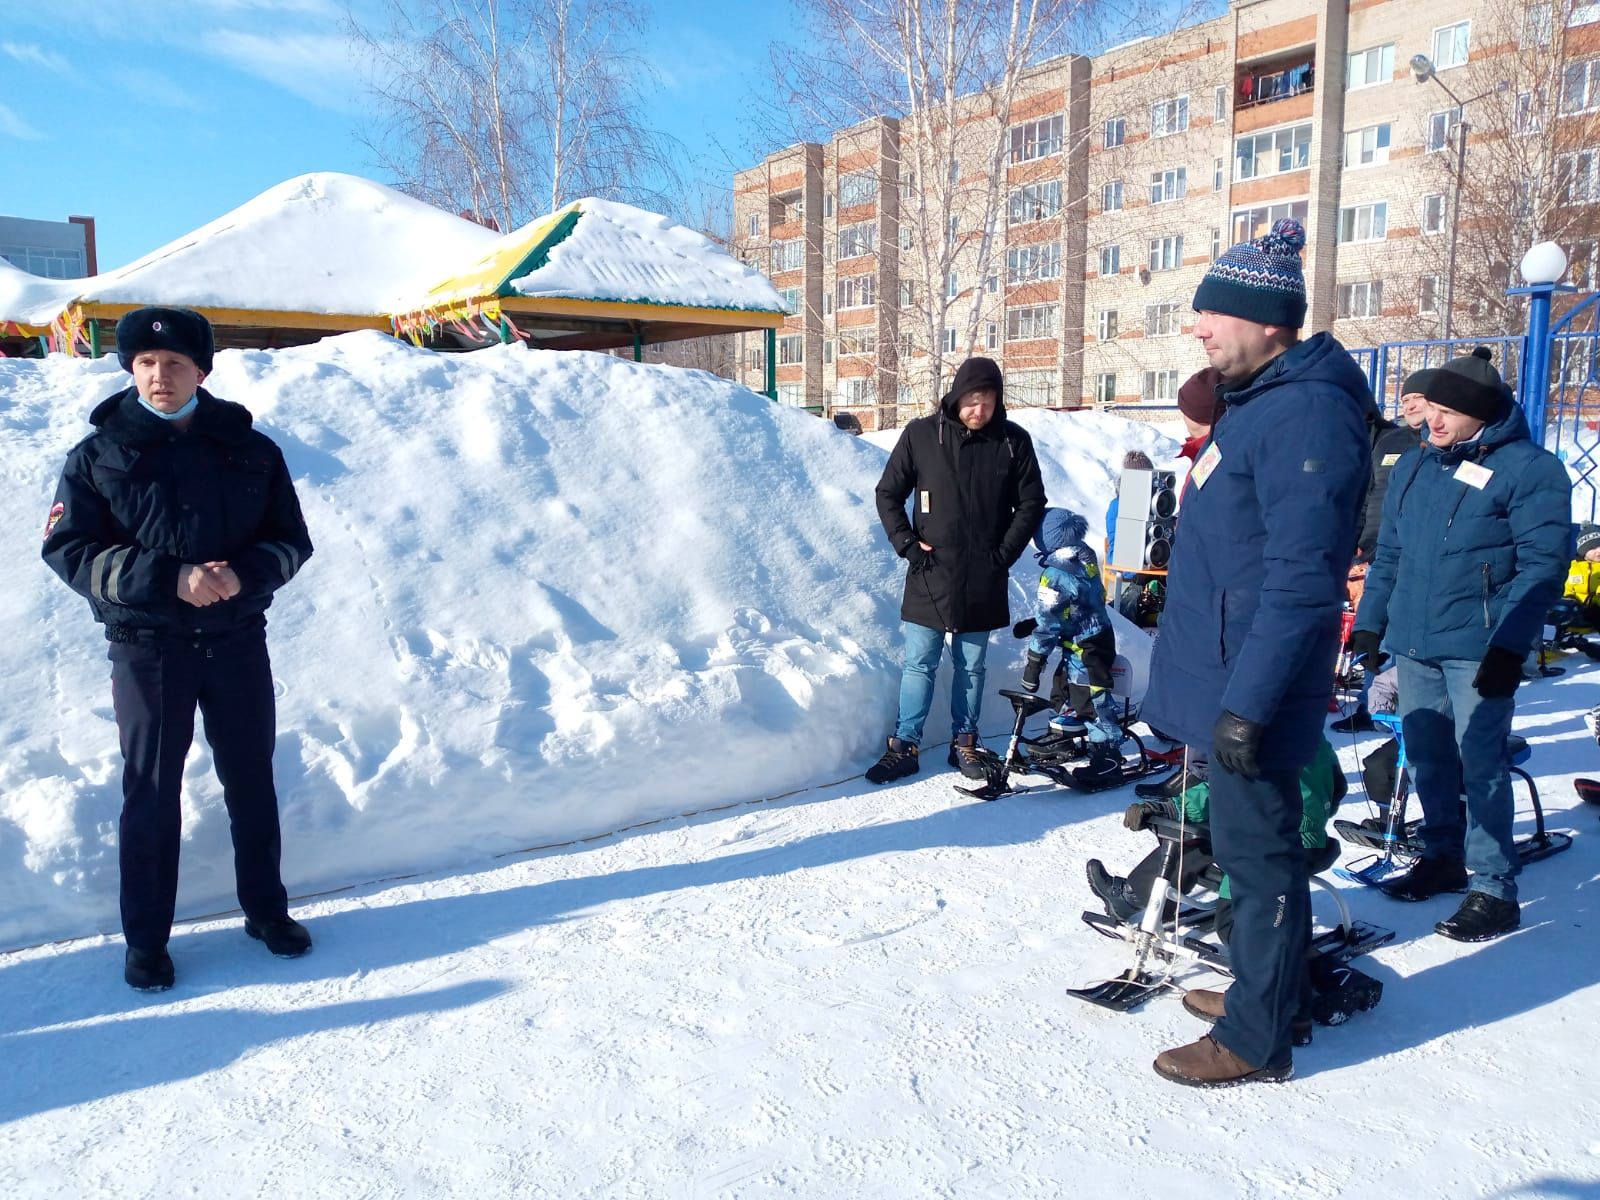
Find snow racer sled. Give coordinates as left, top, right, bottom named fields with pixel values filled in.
left=955, top=689, right=1163, bottom=801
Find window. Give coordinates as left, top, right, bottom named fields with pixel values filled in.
left=1346, top=44, right=1395, bottom=90
left=898, top=280, right=915, bottom=307
left=841, top=378, right=873, bottom=406
left=1515, top=91, right=1541, bottom=135
left=1338, top=202, right=1388, bottom=243
left=1009, top=180, right=1063, bottom=223
left=823, top=193, right=834, bottom=218
left=1008, top=369, right=1060, bottom=408
left=1006, top=242, right=1063, bottom=284
left=1149, top=167, right=1187, bottom=204
left=949, top=157, right=960, bottom=184
left=1103, top=116, right=1126, bottom=149
left=1558, top=149, right=1600, bottom=203
left=838, top=170, right=876, bottom=209
left=1102, top=180, right=1124, bottom=211
left=777, top=335, right=803, bottom=365
left=985, top=321, right=998, bottom=350
left=1213, top=157, right=1223, bottom=192
left=1006, top=304, right=1059, bottom=340
left=1422, top=193, right=1446, bottom=235
left=1095, top=373, right=1117, bottom=406
left=946, top=213, right=959, bottom=247
left=1214, top=86, right=1227, bottom=122
left=1145, top=302, right=1181, bottom=336
left=1235, top=123, right=1312, bottom=180
left=1563, top=60, right=1600, bottom=114
left=823, top=292, right=833, bottom=316
left=1211, top=228, right=1222, bottom=262
left=1097, top=308, right=1118, bottom=340
left=1344, top=124, right=1391, bottom=168
left=823, top=339, right=834, bottom=364
left=1143, top=370, right=1179, bottom=402
left=1575, top=4, right=1600, bottom=28
left=1009, top=114, right=1065, bottom=163
left=1232, top=200, right=1308, bottom=244
left=776, top=383, right=805, bottom=408
left=747, top=213, right=760, bottom=237
left=838, top=329, right=876, bottom=357
left=985, top=274, right=998, bottom=294
left=1432, top=21, right=1470, bottom=70
left=773, top=239, right=804, bottom=273
left=1419, top=275, right=1440, bottom=316
left=1099, top=244, right=1121, bottom=275
left=899, top=222, right=914, bottom=251
left=837, top=221, right=876, bottom=259
left=1527, top=2, right=1554, bottom=45
left=942, top=327, right=958, bottom=353
left=778, top=286, right=801, bottom=314
left=1151, top=95, right=1189, bottom=137
left=1426, top=108, right=1461, bottom=152
left=1337, top=281, right=1383, bottom=319
left=836, top=274, right=876, bottom=309
left=1148, top=234, right=1184, bottom=272
left=946, top=270, right=959, bottom=299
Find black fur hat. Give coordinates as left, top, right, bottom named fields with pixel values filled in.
left=115, top=307, right=214, bottom=374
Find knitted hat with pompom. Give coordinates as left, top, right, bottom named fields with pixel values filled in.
left=1192, top=217, right=1307, bottom=329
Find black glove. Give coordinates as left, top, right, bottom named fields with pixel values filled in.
left=1473, top=645, right=1525, bottom=699
left=1123, top=799, right=1176, bottom=831
left=1021, top=650, right=1047, bottom=693
left=903, top=543, right=934, bottom=574
left=1211, top=709, right=1264, bottom=780
left=1012, top=618, right=1038, bottom=640
left=1348, top=629, right=1386, bottom=671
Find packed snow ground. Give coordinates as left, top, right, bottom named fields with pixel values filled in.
left=3, top=340, right=1599, bottom=1197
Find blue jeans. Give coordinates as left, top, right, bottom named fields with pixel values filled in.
left=894, top=622, right=989, bottom=744
left=1396, top=655, right=1520, bottom=900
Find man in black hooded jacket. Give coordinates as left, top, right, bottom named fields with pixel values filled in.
left=41, top=307, right=314, bottom=992
left=866, top=357, right=1046, bottom=782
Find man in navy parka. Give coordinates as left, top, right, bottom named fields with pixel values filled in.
left=1352, top=349, right=1570, bottom=942
left=1141, top=219, right=1372, bottom=1087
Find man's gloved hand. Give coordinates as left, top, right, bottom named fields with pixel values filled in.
left=1123, top=799, right=1176, bottom=831
left=1021, top=650, right=1047, bottom=694
left=903, top=543, right=934, bottom=574
left=1348, top=629, right=1386, bottom=671
left=1473, top=645, right=1525, bottom=699
left=1012, top=617, right=1038, bottom=640
left=1211, top=709, right=1263, bottom=780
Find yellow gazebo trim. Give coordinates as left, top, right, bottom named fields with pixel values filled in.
left=73, top=301, right=389, bottom=332
left=497, top=295, right=785, bottom=328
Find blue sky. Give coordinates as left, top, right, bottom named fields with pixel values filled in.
left=0, top=0, right=799, bottom=270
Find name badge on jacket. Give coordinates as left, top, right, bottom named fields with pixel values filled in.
left=1190, top=442, right=1222, bottom=489
left=1455, top=461, right=1494, bottom=490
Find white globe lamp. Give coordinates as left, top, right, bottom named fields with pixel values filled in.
left=1520, top=242, right=1568, bottom=285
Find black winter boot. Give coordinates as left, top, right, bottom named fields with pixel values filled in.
left=245, top=916, right=313, bottom=958
left=865, top=737, right=919, bottom=784
left=1021, top=651, right=1047, bottom=694
left=948, top=732, right=989, bottom=781
left=1070, top=744, right=1123, bottom=789
left=1435, top=892, right=1520, bottom=942
left=1377, top=856, right=1468, bottom=902
left=1085, top=859, right=1140, bottom=922
left=1330, top=707, right=1377, bottom=733
left=125, top=946, right=175, bottom=992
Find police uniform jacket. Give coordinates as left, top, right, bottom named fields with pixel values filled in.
left=41, top=387, right=312, bottom=641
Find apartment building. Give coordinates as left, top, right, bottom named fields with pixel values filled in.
left=735, top=0, right=1586, bottom=427
left=0, top=213, right=97, bottom=279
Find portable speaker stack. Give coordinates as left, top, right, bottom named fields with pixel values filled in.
left=1113, top=467, right=1178, bottom=569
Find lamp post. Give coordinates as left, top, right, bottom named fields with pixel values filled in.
left=1410, top=54, right=1508, bottom=343
left=1508, top=241, right=1573, bottom=444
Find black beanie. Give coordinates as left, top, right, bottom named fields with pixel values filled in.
left=115, top=307, right=215, bottom=374
left=1401, top=368, right=1437, bottom=396
left=1578, top=525, right=1600, bottom=559
left=1423, top=346, right=1511, bottom=424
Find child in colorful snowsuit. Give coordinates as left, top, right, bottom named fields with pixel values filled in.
left=1019, top=507, right=1126, bottom=783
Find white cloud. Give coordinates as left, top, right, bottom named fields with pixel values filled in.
left=200, top=30, right=364, bottom=111
left=1, top=41, right=76, bottom=77
left=0, top=102, right=45, bottom=141
left=113, top=68, right=207, bottom=112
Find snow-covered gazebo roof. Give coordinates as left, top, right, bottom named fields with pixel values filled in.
left=392, top=197, right=785, bottom=353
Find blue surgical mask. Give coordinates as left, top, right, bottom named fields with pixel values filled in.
left=137, top=393, right=199, bottom=421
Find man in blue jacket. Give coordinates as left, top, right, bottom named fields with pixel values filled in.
left=42, top=308, right=315, bottom=991
left=1352, top=348, right=1571, bottom=941
left=1141, top=219, right=1372, bottom=1087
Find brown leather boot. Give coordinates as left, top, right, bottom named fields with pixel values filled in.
left=1153, top=1034, right=1292, bottom=1088
left=1181, top=988, right=1313, bottom=1046
left=947, top=732, right=989, bottom=781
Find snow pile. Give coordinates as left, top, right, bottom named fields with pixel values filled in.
left=507, top=197, right=785, bottom=312
left=0, top=258, right=79, bottom=329
left=0, top=174, right=500, bottom=325
left=0, top=340, right=1171, bottom=949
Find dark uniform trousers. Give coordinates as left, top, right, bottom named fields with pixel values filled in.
left=1205, top=761, right=1312, bottom=1070
left=109, top=629, right=289, bottom=951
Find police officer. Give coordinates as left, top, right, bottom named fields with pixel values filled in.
left=42, top=307, right=314, bottom=991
